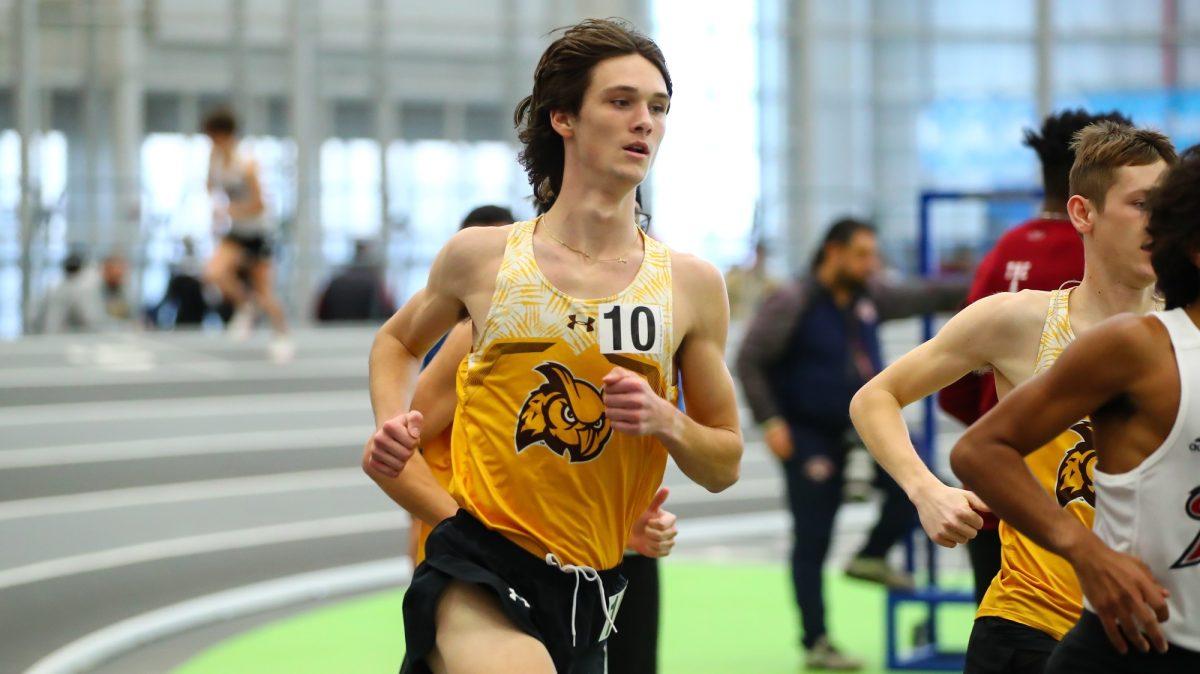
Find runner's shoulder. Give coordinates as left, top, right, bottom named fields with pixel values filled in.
left=669, top=251, right=723, bottom=288
left=1083, top=312, right=1171, bottom=359
left=953, top=289, right=1051, bottom=341
left=441, top=224, right=511, bottom=266
left=666, top=251, right=727, bottom=334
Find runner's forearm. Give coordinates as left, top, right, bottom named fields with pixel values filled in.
left=368, top=329, right=421, bottom=428
left=951, top=431, right=1092, bottom=559
left=362, top=449, right=459, bottom=527
left=655, top=404, right=741, bottom=493
left=850, top=384, right=942, bottom=497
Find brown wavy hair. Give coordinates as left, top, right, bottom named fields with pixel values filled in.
left=513, top=19, right=671, bottom=213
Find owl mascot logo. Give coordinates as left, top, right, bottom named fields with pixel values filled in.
left=1055, top=420, right=1097, bottom=508
left=515, top=362, right=612, bottom=463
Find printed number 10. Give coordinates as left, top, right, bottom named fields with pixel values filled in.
left=602, top=305, right=656, bottom=352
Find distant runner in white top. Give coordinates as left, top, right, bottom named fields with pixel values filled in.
left=201, top=108, right=293, bottom=363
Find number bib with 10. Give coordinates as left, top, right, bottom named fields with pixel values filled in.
left=597, top=303, right=663, bottom=355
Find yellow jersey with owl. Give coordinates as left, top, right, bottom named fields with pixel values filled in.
left=978, top=286, right=1096, bottom=639
left=447, top=218, right=675, bottom=570
left=414, top=422, right=455, bottom=565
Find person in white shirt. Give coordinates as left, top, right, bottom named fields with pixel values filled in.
left=202, top=108, right=293, bottom=362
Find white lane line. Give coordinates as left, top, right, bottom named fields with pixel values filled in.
left=0, top=330, right=373, bottom=357
left=0, top=476, right=784, bottom=587
left=0, top=390, right=365, bottom=427
left=0, top=357, right=365, bottom=388
left=22, top=510, right=789, bottom=674
left=0, top=511, right=408, bottom=592
left=131, top=333, right=241, bottom=375
left=0, top=468, right=779, bottom=523
left=678, top=509, right=789, bottom=539
left=22, top=558, right=413, bottom=674
left=0, top=468, right=366, bottom=522
left=0, top=425, right=365, bottom=470
left=0, top=429, right=770, bottom=473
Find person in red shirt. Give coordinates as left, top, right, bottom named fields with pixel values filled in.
left=938, top=109, right=1132, bottom=604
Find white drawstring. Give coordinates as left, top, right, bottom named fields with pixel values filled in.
left=544, top=553, right=619, bottom=647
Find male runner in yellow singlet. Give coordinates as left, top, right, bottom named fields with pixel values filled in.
left=952, top=148, right=1200, bottom=673
left=362, top=19, right=742, bottom=674
left=405, top=319, right=678, bottom=567
left=850, top=122, right=1176, bottom=673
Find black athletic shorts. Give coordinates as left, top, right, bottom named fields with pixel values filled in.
left=399, top=510, right=627, bottom=674
left=608, top=553, right=660, bottom=674
left=964, top=616, right=1059, bottom=674
left=224, top=231, right=273, bottom=260
left=1045, top=610, right=1200, bottom=674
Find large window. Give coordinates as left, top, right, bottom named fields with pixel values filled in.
left=913, top=1, right=1200, bottom=257
left=140, top=133, right=293, bottom=305
left=0, top=130, right=69, bottom=338
left=321, top=138, right=382, bottom=264
left=1, top=130, right=25, bottom=339
left=650, top=0, right=761, bottom=270
left=137, top=133, right=528, bottom=311
left=386, top=139, right=525, bottom=301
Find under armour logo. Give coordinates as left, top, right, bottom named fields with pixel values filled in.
left=508, top=587, right=530, bottom=608
left=1190, top=437, right=1200, bottom=452
left=567, top=314, right=595, bottom=332
left=1005, top=261, right=1032, bottom=292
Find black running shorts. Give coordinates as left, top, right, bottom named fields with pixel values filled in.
left=1045, top=610, right=1200, bottom=674
left=400, top=510, right=626, bottom=674
left=224, top=231, right=273, bottom=260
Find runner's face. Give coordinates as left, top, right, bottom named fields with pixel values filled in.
left=565, top=54, right=669, bottom=189
left=1092, top=161, right=1168, bottom=287
left=206, top=132, right=235, bottom=152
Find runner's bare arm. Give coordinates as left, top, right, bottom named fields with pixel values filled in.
left=410, top=320, right=473, bottom=439
left=361, top=444, right=458, bottom=528
left=227, top=158, right=265, bottom=220
left=369, top=229, right=490, bottom=427
left=205, top=150, right=216, bottom=193
left=364, top=231, right=489, bottom=525
left=364, top=320, right=473, bottom=527
left=850, top=293, right=1022, bottom=546
left=950, top=315, right=1169, bottom=654
left=606, top=257, right=742, bottom=492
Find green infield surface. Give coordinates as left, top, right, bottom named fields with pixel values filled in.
left=175, top=562, right=974, bottom=674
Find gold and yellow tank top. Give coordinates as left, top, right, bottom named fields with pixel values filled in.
left=414, top=358, right=461, bottom=565
left=978, top=286, right=1095, bottom=639
left=447, top=218, right=675, bottom=570
left=413, top=425, right=451, bottom=565
left=414, top=355, right=472, bottom=564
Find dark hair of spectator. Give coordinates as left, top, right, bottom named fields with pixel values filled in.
left=460, top=205, right=515, bottom=229
left=811, top=218, right=876, bottom=271
left=1024, top=108, right=1133, bottom=204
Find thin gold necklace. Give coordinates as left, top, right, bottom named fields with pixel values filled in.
left=543, top=222, right=640, bottom=264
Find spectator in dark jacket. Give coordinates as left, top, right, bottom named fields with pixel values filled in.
left=737, top=218, right=966, bottom=670
left=316, top=240, right=394, bottom=323
left=154, top=237, right=209, bottom=328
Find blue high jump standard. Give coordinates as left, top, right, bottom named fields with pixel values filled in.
left=884, top=189, right=1042, bottom=671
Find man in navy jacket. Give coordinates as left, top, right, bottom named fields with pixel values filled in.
left=737, top=218, right=965, bottom=670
